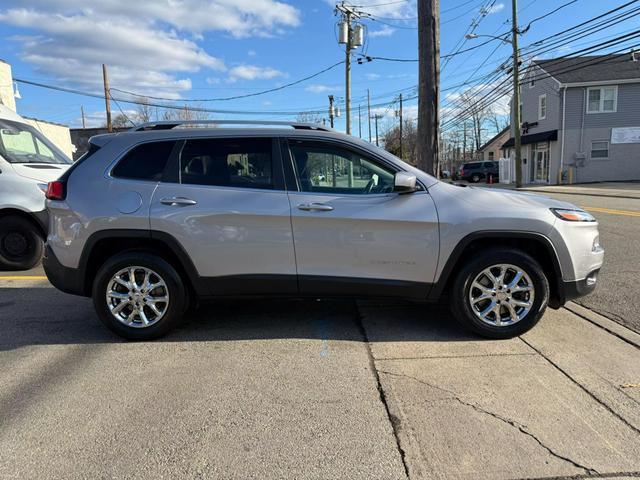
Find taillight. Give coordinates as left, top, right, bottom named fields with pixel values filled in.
left=46, top=181, right=66, bottom=200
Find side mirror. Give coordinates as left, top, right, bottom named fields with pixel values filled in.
left=394, top=172, right=418, bottom=193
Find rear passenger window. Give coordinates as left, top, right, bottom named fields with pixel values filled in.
left=112, top=141, right=176, bottom=181
left=179, top=137, right=273, bottom=189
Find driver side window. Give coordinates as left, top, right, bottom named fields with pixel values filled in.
left=289, top=140, right=395, bottom=194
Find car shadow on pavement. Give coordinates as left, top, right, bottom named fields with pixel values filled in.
left=0, top=288, right=481, bottom=351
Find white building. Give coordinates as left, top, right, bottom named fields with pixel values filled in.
left=0, top=59, right=74, bottom=158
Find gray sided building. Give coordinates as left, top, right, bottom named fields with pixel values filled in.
left=503, top=53, right=640, bottom=184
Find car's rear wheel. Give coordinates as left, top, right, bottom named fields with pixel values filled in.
left=471, top=173, right=481, bottom=183
left=0, top=216, right=44, bottom=271
left=450, top=248, right=549, bottom=339
left=93, top=252, right=186, bottom=340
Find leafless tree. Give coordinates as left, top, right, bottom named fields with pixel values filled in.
left=162, top=104, right=211, bottom=122
left=134, top=96, right=153, bottom=123
left=296, top=112, right=324, bottom=125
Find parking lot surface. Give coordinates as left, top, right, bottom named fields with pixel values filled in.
left=1, top=282, right=639, bottom=479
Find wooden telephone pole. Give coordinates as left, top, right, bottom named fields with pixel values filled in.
left=416, top=0, right=440, bottom=176
left=102, top=64, right=112, bottom=133
left=328, top=95, right=335, bottom=128
left=367, top=89, right=372, bottom=142
left=399, top=93, right=404, bottom=160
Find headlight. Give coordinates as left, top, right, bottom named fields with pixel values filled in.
left=550, top=208, right=596, bottom=222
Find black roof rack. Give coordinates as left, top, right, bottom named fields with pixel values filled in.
left=129, top=120, right=333, bottom=132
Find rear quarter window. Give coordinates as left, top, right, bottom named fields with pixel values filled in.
left=112, top=141, right=176, bottom=181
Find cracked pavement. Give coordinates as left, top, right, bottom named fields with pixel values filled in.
left=1, top=285, right=640, bottom=479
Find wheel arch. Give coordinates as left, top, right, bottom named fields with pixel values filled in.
left=429, top=231, right=565, bottom=308
left=79, top=229, right=204, bottom=298
left=0, top=207, right=47, bottom=239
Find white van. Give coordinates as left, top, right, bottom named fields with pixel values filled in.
left=0, top=104, right=72, bottom=270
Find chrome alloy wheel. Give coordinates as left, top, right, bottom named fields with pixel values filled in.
left=106, top=266, right=169, bottom=328
left=468, top=264, right=535, bottom=327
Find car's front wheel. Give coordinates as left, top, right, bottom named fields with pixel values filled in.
left=450, top=248, right=549, bottom=339
left=93, top=252, right=186, bottom=340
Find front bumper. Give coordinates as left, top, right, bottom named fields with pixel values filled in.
left=554, top=268, right=600, bottom=308
left=42, top=244, right=87, bottom=297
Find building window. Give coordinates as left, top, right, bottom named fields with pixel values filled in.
left=488, top=151, right=495, bottom=160
left=529, top=70, right=535, bottom=88
left=538, top=94, right=547, bottom=120
left=587, top=86, right=617, bottom=113
left=590, top=140, right=609, bottom=159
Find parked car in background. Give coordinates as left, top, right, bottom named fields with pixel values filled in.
left=44, top=120, right=603, bottom=341
left=0, top=105, right=72, bottom=270
left=460, top=161, right=499, bottom=183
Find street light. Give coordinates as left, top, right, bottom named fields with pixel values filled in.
left=466, top=28, right=523, bottom=187
left=465, top=33, right=511, bottom=44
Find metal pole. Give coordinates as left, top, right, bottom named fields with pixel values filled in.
left=512, top=0, right=523, bottom=187
left=367, top=89, right=372, bottom=142
left=81, top=105, right=86, bottom=129
left=375, top=115, right=380, bottom=146
left=399, top=93, right=404, bottom=160
left=102, top=64, right=112, bottom=133
left=358, top=104, right=362, bottom=138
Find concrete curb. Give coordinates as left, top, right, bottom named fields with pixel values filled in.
left=565, top=302, right=640, bottom=349
left=518, top=188, right=640, bottom=200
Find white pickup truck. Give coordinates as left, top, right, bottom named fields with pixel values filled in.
left=0, top=104, right=71, bottom=270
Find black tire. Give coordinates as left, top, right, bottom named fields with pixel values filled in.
left=471, top=173, right=481, bottom=183
left=449, top=248, right=549, bottom=339
left=0, top=216, right=44, bottom=271
left=92, top=252, right=187, bottom=340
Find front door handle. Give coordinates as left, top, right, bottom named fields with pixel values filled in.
left=161, top=197, right=198, bottom=206
left=297, top=202, right=334, bottom=212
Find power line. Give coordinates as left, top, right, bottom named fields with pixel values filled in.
left=110, top=61, right=345, bottom=102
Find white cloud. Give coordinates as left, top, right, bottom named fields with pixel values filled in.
left=325, top=0, right=414, bottom=19
left=369, top=25, right=396, bottom=38
left=248, top=49, right=257, bottom=57
left=365, top=73, right=381, bottom=80
left=206, top=77, right=221, bottom=85
left=305, top=84, right=340, bottom=93
left=227, top=65, right=286, bottom=82
left=484, top=3, right=505, bottom=14
left=0, top=1, right=301, bottom=97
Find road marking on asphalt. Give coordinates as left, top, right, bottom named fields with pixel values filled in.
left=0, top=276, right=48, bottom=280
left=582, top=206, right=640, bottom=217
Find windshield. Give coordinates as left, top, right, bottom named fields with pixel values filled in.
left=0, top=119, right=72, bottom=165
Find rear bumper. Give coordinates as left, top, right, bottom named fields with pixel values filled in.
left=31, top=209, right=49, bottom=236
left=42, top=244, right=87, bottom=297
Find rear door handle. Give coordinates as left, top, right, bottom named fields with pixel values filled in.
left=161, top=197, right=197, bottom=206
left=297, top=202, right=334, bottom=212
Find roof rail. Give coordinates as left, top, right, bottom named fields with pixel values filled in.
left=129, top=119, right=333, bottom=132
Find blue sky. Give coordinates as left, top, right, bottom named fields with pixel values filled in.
left=0, top=0, right=636, bottom=136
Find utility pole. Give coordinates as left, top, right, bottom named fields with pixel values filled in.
left=80, top=105, right=86, bottom=129
left=336, top=2, right=364, bottom=135
left=367, top=89, right=372, bottom=142
left=328, top=95, right=335, bottom=128
left=358, top=104, right=362, bottom=138
left=416, top=0, right=440, bottom=175
left=102, top=64, right=112, bottom=133
left=399, top=93, right=404, bottom=160
left=374, top=114, right=382, bottom=146
left=511, top=0, right=523, bottom=187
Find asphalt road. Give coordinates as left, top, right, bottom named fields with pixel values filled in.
left=540, top=192, right=640, bottom=333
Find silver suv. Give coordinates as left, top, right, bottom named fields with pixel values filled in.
left=43, top=120, right=604, bottom=340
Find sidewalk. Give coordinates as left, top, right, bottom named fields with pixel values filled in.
left=518, top=182, right=640, bottom=199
